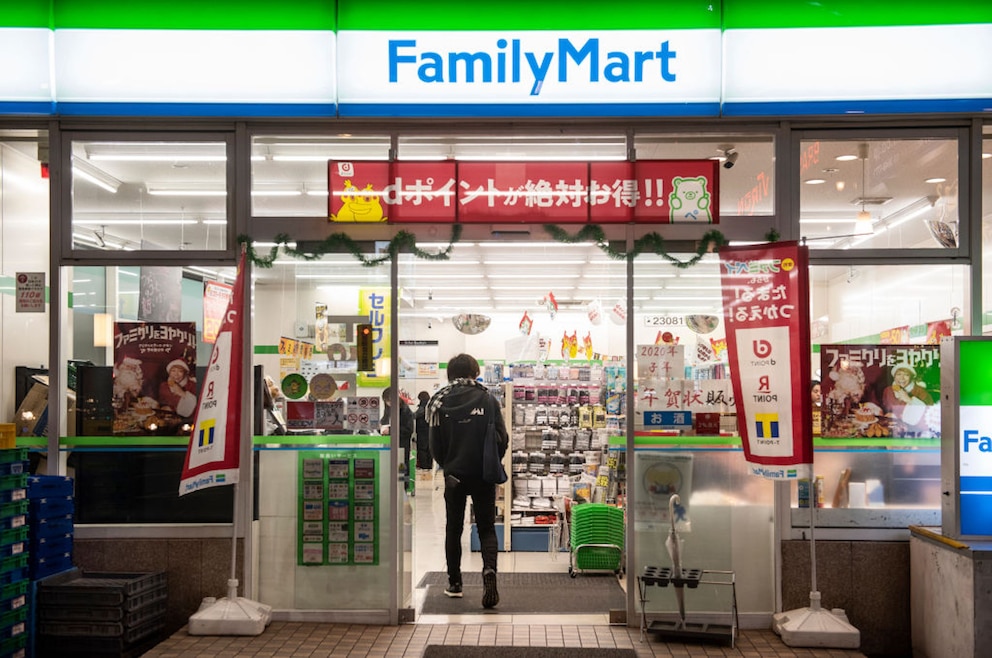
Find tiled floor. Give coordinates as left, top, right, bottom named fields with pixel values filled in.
left=144, top=621, right=868, bottom=657
left=143, top=475, right=867, bottom=657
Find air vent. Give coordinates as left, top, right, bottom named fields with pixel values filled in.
left=850, top=196, right=893, bottom=206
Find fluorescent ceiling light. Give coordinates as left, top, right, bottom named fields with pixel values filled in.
left=924, top=177, right=946, bottom=184
left=804, top=179, right=826, bottom=185
left=73, top=218, right=200, bottom=226
left=487, top=273, right=581, bottom=279
left=72, top=157, right=122, bottom=193
left=408, top=286, right=489, bottom=291
left=254, top=241, right=298, bottom=248
left=835, top=154, right=858, bottom=161
left=147, top=188, right=226, bottom=197
left=251, top=189, right=302, bottom=197
left=296, top=274, right=389, bottom=280
left=486, top=259, right=588, bottom=266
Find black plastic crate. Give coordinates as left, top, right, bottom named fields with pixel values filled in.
left=37, top=613, right=164, bottom=643
left=38, top=571, right=167, bottom=609
left=39, top=590, right=166, bottom=627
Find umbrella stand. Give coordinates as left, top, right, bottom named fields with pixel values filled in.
left=772, top=497, right=861, bottom=649
left=637, top=494, right=737, bottom=647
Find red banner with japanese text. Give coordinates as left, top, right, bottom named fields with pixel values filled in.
left=179, top=251, right=246, bottom=495
left=327, top=160, right=719, bottom=224
left=719, top=242, right=813, bottom=480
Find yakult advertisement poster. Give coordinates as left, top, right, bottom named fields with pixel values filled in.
left=719, top=242, right=813, bottom=479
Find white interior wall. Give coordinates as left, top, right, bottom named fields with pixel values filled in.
left=0, top=142, right=50, bottom=422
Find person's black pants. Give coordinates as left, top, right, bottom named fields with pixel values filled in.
left=443, top=475, right=498, bottom=585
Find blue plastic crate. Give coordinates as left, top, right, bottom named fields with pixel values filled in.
left=30, top=514, right=72, bottom=539
left=0, top=462, right=27, bottom=478
left=30, top=535, right=71, bottom=561
left=30, top=552, right=72, bottom=581
left=28, top=495, right=74, bottom=519
left=26, top=475, right=73, bottom=500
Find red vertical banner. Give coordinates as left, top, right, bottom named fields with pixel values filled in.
left=179, top=251, right=246, bottom=495
left=719, top=242, right=813, bottom=479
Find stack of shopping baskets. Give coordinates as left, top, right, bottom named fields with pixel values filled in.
left=568, top=502, right=624, bottom=577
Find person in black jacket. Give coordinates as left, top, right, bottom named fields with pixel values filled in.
left=381, top=387, right=415, bottom=491
left=414, top=391, right=433, bottom=470
left=428, top=354, right=508, bottom=608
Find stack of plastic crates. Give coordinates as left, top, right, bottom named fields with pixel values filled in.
left=568, top=502, right=624, bottom=577
left=0, top=429, right=29, bottom=658
left=36, top=569, right=168, bottom=657
left=26, top=475, right=74, bottom=580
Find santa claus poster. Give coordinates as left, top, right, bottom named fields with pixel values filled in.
left=820, top=344, right=941, bottom=440
left=112, top=322, right=197, bottom=435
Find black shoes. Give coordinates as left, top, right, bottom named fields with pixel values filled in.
left=482, top=568, right=499, bottom=609
left=444, top=583, right=463, bottom=598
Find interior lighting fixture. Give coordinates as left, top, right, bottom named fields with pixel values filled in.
left=147, top=187, right=226, bottom=197
left=854, top=143, right=874, bottom=236
left=924, top=177, right=947, bottom=184
left=72, top=157, right=122, bottom=193
left=804, top=179, right=826, bottom=185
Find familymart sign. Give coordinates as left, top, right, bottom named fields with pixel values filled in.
left=0, top=1, right=990, bottom=117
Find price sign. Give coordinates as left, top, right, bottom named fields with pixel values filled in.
left=15, top=272, right=45, bottom=313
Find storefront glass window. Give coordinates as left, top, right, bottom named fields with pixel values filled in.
left=631, top=251, right=774, bottom=621
left=250, top=134, right=391, bottom=217
left=69, top=137, right=230, bottom=252
left=396, top=132, right=627, bottom=161
left=798, top=135, right=959, bottom=251
left=1, top=129, right=50, bottom=451
left=794, top=263, right=967, bottom=537
left=252, top=249, right=394, bottom=610
left=60, top=263, right=238, bottom=523
left=633, top=132, right=776, bottom=217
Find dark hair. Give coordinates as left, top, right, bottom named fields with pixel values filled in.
left=418, top=391, right=430, bottom=405
left=447, top=353, right=480, bottom=381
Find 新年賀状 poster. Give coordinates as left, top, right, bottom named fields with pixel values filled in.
left=820, top=344, right=941, bottom=439
left=113, top=322, right=197, bottom=435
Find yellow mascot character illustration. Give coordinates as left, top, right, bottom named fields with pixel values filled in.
left=331, top=180, right=387, bottom=222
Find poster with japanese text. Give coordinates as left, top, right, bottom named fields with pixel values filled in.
left=358, top=288, right=390, bottom=388
left=820, top=344, right=940, bottom=439
left=113, top=322, right=197, bottom=435
left=719, top=242, right=812, bottom=480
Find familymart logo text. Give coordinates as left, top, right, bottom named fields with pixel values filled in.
left=388, top=38, right=678, bottom=96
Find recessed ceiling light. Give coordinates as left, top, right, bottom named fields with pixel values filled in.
left=804, top=178, right=826, bottom=185
left=925, top=177, right=946, bottom=184
left=835, top=154, right=858, bottom=161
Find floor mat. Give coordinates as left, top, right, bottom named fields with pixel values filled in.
left=424, top=648, right=636, bottom=658
left=418, top=571, right=625, bottom=615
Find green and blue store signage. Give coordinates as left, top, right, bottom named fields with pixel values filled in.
left=944, top=338, right=992, bottom=539
left=1, top=0, right=990, bottom=117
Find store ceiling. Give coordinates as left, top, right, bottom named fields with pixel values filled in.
left=0, top=130, right=979, bottom=315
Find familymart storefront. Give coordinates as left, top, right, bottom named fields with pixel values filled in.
left=2, top=2, right=992, bottom=654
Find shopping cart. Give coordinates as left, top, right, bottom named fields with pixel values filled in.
left=568, top=502, right=624, bottom=577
